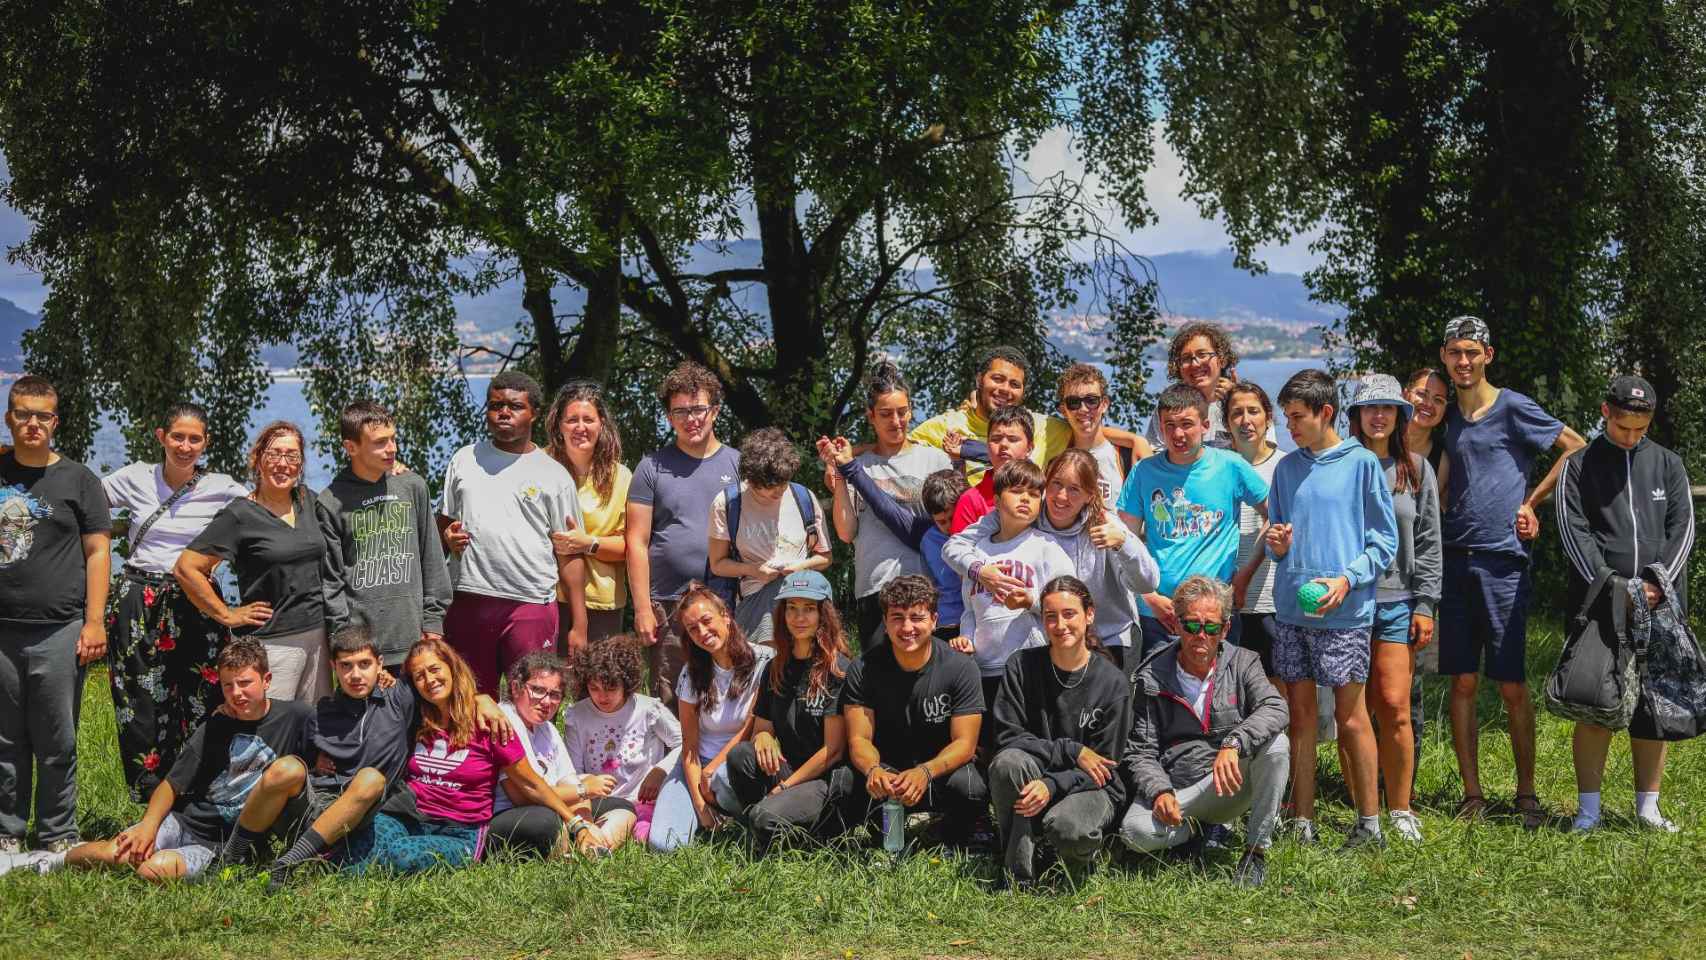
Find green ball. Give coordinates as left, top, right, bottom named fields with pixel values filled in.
left=1297, top=581, right=1330, bottom=615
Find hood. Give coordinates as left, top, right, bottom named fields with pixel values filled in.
left=1040, top=505, right=1090, bottom=538
left=1299, top=437, right=1364, bottom=465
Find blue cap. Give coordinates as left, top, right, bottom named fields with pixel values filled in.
left=775, top=570, right=833, bottom=602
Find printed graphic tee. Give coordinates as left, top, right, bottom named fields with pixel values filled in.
left=846, top=444, right=953, bottom=598
left=957, top=527, right=1076, bottom=677
left=841, top=638, right=984, bottom=771
left=1115, top=447, right=1268, bottom=617
left=166, top=698, right=312, bottom=840
left=754, top=653, right=851, bottom=770
left=0, top=453, right=112, bottom=626
left=563, top=694, right=683, bottom=800
left=405, top=729, right=526, bottom=825
left=709, top=483, right=830, bottom=598
left=437, top=441, right=583, bottom=604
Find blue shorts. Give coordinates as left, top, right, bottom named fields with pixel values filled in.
left=1374, top=600, right=1413, bottom=645
left=1272, top=620, right=1372, bottom=687
left=1437, top=550, right=1531, bottom=683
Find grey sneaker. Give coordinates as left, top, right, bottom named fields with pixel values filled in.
left=1339, top=822, right=1387, bottom=852
left=1290, top=819, right=1318, bottom=845
left=0, top=836, right=21, bottom=856
left=1232, top=849, right=1268, bottom=888
left=42, top=838, right=78, bottom=855
left=1388, top=810, right=1424, bottom=842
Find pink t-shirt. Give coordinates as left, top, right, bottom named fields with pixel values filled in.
left=406, top=731, right=526, bottom=824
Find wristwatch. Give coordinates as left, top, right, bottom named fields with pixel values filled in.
left=1220, top=735, right=1241, bottom=753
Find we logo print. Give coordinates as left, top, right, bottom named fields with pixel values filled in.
left=919, top=692, right=951, bottom=723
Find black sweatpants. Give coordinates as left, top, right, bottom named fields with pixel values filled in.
left=715, top=742, right=853, bottom=854
left=839, top=761, right=989, bottom=839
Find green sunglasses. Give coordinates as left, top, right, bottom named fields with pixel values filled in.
left=1180, top=619, right=1225, bottom=636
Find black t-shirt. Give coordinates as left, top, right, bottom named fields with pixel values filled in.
left=188, top=495, right=325, bottom=637
left=307, top=683, right=419, bottom=789
left=841, top=638, right=983, bottom=771
left=0, top=453, right=112, bottom=625
left=166, top=699, right=312, bottom=840
left=755, top=653, right=850, bottom=771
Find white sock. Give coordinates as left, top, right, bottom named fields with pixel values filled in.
left=1577, top=791, right=1602, bottom=822
left=1358, top=814, right=1381, bottom=834
left=1636, top=791, right=1662, bottom=821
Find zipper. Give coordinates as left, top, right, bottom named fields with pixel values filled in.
left=1626, top=449, right=1639, bottom=576
left=1157, top=667, right=1216, bottom=734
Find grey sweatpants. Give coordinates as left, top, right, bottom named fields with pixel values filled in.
left=1120, top=732, right=1290, bottom=852
left=989, top=748, right=1116, bottom=881
left=0, top=620, right=85, bottom=844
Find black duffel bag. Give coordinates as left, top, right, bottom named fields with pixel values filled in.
left=1545, top=568, right=1638, bottom=730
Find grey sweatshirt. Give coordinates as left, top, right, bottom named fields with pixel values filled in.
left=943, top=506, right=1160, bottom=645
left=317, top=469, right=453, bottom=665
left=1375, top=454, right=1443, bottom=619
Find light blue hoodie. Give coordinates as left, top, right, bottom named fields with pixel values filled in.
left=1268, top=438, right=1399, bottom=629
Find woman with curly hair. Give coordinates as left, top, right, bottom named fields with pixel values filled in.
left=714, top=571, right=855, bottom=854
left=175, top=420, right=330, bottom=701
left=544, top=380, right=632, bottom=646
left=1142, top=322, right=1275, bottom=451
left=649, top=584, right=774, bottom=851
left=563, top=636, right=682, bottom=849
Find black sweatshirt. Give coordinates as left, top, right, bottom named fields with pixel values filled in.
left=1556, top=434, right=1694, bottom=612
left=991, top=646, right=1131, bottom=806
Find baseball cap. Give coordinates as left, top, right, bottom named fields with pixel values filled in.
left=775, top=570, right=833, bottom=602
left=1605, top=375, right=1658, bottom=412
left=1441, top=315, right=1491, bottom=346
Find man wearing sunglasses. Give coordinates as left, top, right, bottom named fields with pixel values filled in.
left=1056, top=363, right=1153, bottom=508
left=1119, top=575, right=1290, bottom=888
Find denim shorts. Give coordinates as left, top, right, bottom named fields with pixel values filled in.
left=1374, top=600, right=1414, bottom=645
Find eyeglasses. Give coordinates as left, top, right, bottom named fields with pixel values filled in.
left=9, top=410, right=56, bottom=424
left=261, top=451, right=303, bottom=466
left=524, top=682, right=565, bottom=704
left=1180, top=619, right=1226, bottom=636
left=1179, top=351, right=1220, bottom=366
left=1062, top=394, right=1104, bottom=412
left=668, top=404, right=716, bottom=421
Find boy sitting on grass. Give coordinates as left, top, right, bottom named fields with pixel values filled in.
left=56, top=639, right=313, bottom=882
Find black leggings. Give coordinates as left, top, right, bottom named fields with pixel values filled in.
left=717, top=742, right=853, bottom=854
left=485, top=797, right=636, bottom=858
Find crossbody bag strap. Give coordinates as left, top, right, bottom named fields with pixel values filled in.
left=129, top=467, right=205, bottom=555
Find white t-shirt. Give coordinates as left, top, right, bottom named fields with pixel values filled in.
left=1086, top=440, right=1124, bottom=509
left=102, top=463, right=249, bottom=574
left=437, top=441, right=584, bottom=603
left=847, top=443, right=953, bottom=597
left=493, top=702, right=576, bottom=815
left=677, top=644, right=775, bottom=761
left=957, top=527, right=1075, bottom=677
left=563, top=694, right=682, bottom=800
left=1234, top=449, right=1281, bottom=613
left=709, top=483, right=829, bottom=598
left=1177, top=666, right=1212, bottom=719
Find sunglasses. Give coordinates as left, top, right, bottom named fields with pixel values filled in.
left=1180, top=620, right=1225, bottom=636
left=1062, top=395, right=1104, bottom=412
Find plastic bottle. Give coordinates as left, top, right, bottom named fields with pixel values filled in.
left=882, top=798, right=905, bottom=854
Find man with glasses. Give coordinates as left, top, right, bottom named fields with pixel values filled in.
left=437, top=371, right=588, bottom=697
left=1143, top=322, right=1275, bottom=450
left=1119, top=575, right=1289, bottom=887
left=627, top=361, right=742, bottom=712
left=0, top=375, right=113, bottom=856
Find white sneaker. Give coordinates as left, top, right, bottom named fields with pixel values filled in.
left=0, top=836, right=21, bottom=856
left=1570, top=812, right=1601, bottom=833
left=0, top=850, right=62, bottom=876
left=1388, top=810, right=1424, bottom=842
left=1290, top=819, right=1318, bottom=845
left=1638, top=813, right=1681, bottom=834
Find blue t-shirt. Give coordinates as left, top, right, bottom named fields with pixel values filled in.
left=629, top=443, right=742, bottom=602
left=1115, top=447, right=1269, bottom=616
left=1441, top=389, right=1564, bottom=558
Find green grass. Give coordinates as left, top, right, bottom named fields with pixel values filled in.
left=6, top=619, right=1706, bottom=960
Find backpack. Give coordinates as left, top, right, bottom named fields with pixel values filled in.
left=1544, top=568, right=1639, bottom=730
left=707, top=481, right=820, bottom=606
left=1629, top=567, right=1706, bottom=742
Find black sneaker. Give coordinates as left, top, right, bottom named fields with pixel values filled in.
left=1232, top=849, right=1267, bottom=888
left=1339, top=822, right=1387, bottom=852
left=1203, top=823, right=1234, bottom=850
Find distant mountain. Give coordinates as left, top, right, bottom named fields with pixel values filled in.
left=0, top=298, right=32, bottom=369
left=1143, top=250, right=1335, bottom=324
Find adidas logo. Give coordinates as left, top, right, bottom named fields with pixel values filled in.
left=413, top=739, right=471, bottom=775
left=1653, top=488, right=1667, bottom=502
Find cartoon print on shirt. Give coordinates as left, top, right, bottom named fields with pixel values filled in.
left=1144, top=485, right=1227, bottom=541
left=0, top=485, right=53, bottom=566
left=208, top=733, right=278, bottom=824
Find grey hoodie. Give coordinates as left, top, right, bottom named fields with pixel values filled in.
left=943, top=506, right=1160, bottom=645
left=1375, top=454, right=1443, bottom=619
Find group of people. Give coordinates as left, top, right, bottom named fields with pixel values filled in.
left=0, top=314, right=1693, bottom=891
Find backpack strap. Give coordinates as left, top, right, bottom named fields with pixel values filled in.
left=723, top=481, right=744, bottom=562
left=790, top=482, right=819, bottom=548
left=1116, top=441, right=1134, bottom=478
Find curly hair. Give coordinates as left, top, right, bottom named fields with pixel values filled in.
left=404, top=638, right=480, bottom=750
left=503, top=650, right=569, bottom=706
left=1165, top=322, right=1239, bottom=382
left=569, top=635, right=646, bottom=701
left=658, top=361, right=723, bottom=408
left=738, top=427, right=800, bottom=489
left=489, top=370, right=544, bottom=413
left=1056, top=362, right=1108, bottom=401
left=769, top=595, right=851, bottom=702
left=878, top=574, right=939, bottom=614
left=673, top=583, right=759, bottom=713
left=544, top=380, right=624, bottom=503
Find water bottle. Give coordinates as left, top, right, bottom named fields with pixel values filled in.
left=882, top=798, right=906, bottom=854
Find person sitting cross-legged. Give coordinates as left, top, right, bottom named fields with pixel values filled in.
left=1119, top=576, right=1290, bottom=888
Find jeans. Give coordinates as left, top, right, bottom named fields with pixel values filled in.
left=715, top=742, right=853, bottom=854
left=649, top=761, right=731, bottom=852
left=0, top=620, right=84, bottom=843
left=1120, top=733, right=1291, bottom=851
left=988, top=748, right=1116, bottom=881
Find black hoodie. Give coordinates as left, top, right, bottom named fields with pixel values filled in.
left=1556, top=434, right=1693, bottom=612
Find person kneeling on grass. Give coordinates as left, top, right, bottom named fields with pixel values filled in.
left=341, top=638, right=584, bottom=874
left=714, top=571, right=855, bottom=855
left=840, top=575, right=988, bottom=846
left=1119, top=576, right=1290, bottom=888
left=989, top=576, right=1130, bottom=890
left=563, top=637, right=682, bottom=850
left=54, top=639, right=313, bottom=882
left=487, top=650, right=629, bottom=858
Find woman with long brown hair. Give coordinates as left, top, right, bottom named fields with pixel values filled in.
left=714, top=570, right=854, bottom=854
left=544, top=380, right=631, bottom=645
left=648, top=583, right=774, bottom=851
left=175, top=421, right=330, bottom=701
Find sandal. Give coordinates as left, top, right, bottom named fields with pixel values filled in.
left=1454, top=794, right=1488, bottom=821
left=1514, top=793, right=1546, bottom=832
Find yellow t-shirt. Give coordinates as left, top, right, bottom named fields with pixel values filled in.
left=909, top=402, right=1072, bottom=486
left=573, top=463, right=632, bottom=612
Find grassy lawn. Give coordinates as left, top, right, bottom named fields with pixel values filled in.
left=6, top=618, right=1706, bottom=960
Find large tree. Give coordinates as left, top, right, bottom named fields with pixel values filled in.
left=0, top=0, right=1158, bottom=476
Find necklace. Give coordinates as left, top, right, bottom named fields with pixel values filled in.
left=1050, top=653, right=1091, bottom=689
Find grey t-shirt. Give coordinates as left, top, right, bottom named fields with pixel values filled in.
left=436, top=441, right=583, bottom=604
left=629, top=443, right=742, bottom=602
left=1234, top=449, right=1281, bottom=613
left=847, top=443, right=952, bottom=598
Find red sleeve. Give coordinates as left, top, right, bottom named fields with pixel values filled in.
left=493, top=732, right=527, bottom=768
left=950, top=488, right=988, bottom=535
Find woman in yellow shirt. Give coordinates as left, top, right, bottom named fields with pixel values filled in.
left=545, top=382, right=632, bottom=648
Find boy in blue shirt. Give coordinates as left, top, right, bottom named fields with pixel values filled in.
left=1266, top=369, right=1398, bottom=849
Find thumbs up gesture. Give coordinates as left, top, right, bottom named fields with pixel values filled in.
left=551, top=514, right=596, bottom=557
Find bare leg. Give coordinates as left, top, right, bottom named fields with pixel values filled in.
left=310, top=768, right=386, bottom=843
left=1572, top=723, right=1613, bottom=793
left=134, top=850, right=189, bottom=884
left=63, top=838, right=126, bottom=870
left=1334, top=682, right=1380, bottom=817
left=1632, top=738, right=1669, bottom=794
left=595, top=810, right=637, bottom=850
left=237, top=756, right=307, bottom=831
left=1499, top=681, right=1537, bottom=797
left=1370, top=643, right=1416, bottom=812
left=1287, top=680, right=1320, bottom=821
left=1449, top=674, right=1482, bottom=798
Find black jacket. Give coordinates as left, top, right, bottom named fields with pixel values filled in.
left=1556, top=435, right=1694, bottom=613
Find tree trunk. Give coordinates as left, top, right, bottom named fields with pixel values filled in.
left=521, top=255, right=564, bottom=395
left=565, top=194, right=624, bottom=385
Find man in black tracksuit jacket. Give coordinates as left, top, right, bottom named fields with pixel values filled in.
left=1554, top=375, right=1695, bottom=832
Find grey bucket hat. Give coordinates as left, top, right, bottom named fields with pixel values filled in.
left=1347, top=373, right=1414, bottom=417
